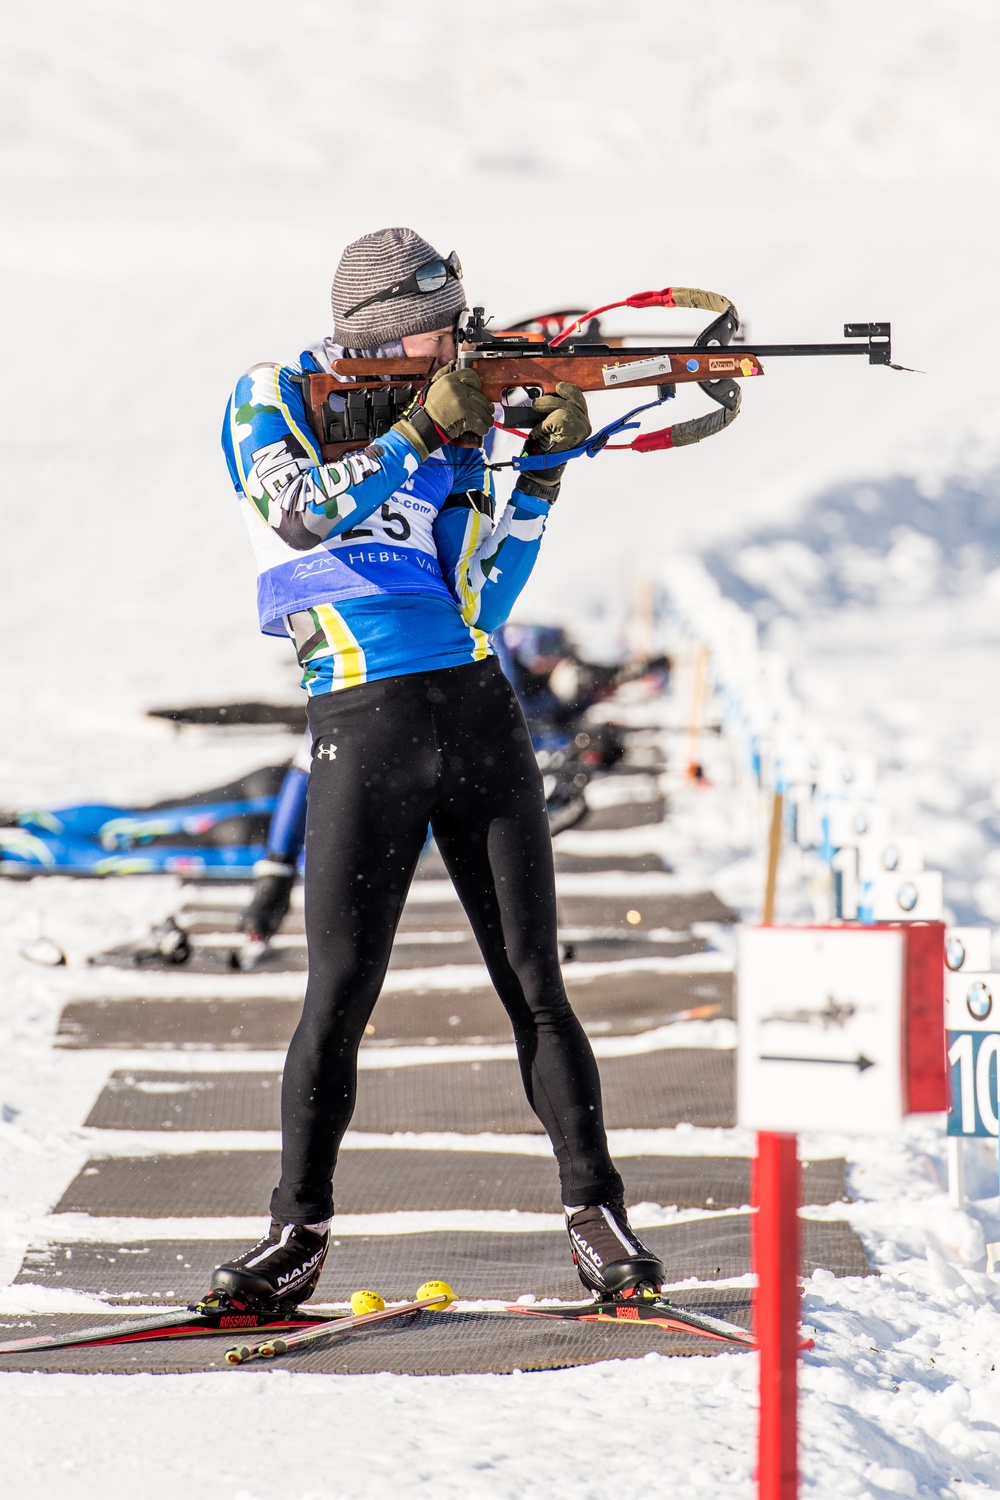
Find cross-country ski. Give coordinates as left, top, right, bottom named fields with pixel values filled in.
left=0, top=1294, right=344, bottom=1357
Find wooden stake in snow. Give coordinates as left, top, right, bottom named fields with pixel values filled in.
left=762, top=791, right=784, bottom=925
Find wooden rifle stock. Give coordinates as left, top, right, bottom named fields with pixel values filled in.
left=332, top=350, right=762, bottom=400
left=301, top=348, right=764, bottom=462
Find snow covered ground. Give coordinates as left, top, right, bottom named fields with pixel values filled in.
left=4, top=2, right=1000, bottom=1496
left=4, top=729, right=1000, bottom=1500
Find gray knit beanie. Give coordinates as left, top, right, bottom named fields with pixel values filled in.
left=331, top=227, right=467, bottom=347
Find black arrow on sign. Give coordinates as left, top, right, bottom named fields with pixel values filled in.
left=759, top=1053, right=875, bottom=1073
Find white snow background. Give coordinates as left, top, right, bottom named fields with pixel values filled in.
left=3, top=2, right=1000, bottom=1497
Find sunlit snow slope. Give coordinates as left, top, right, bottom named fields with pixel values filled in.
left=0, top=0, right=997, bottom=809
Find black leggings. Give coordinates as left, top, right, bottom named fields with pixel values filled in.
left=270, top=657, right=624, bottom=1222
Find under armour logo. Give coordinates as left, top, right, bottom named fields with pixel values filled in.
left=316, top=743, right=337, bottom=761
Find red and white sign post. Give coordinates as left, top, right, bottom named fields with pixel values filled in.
left=739, top=922, right=946, bottom=1500
left=752, top=1131, right=800, bottom=1500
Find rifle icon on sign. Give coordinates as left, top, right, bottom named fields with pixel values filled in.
left=759, top=995, right=858, bottom=1030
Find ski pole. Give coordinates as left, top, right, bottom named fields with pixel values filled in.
left=225, top=1281, right=455, bottom=1365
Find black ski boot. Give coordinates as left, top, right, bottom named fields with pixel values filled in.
left=233, top=860, right=296, bottom=971
left=210, top=1220, right=329, bottom=1307
left=239, top=860, right=295, bottom=941
left=131, top=916, right=191, bottom=967
left=565, top=1202, right=665, bottom=1297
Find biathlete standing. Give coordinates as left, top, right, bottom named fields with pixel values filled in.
left=212, top=227, right=665, bottom=1306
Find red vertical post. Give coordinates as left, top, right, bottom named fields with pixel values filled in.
left=752, top=1130, right=800, bottom=1500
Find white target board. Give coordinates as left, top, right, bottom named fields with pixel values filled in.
left=871, top=870, right=944, bottom=922
left=738, top=926, right=905, bottom=1133
left=944, top=927, right=993, bottom=974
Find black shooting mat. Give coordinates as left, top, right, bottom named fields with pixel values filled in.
left=164, top=845, right=676, bottom=943
left=552, top=892, right=735, bottom=929
left=14, top=1219, right=869, bottom=1307
left=83, top=1051, right=736, bottom=1133
left=172, top=890, right=732, bottom=937
left=56, top=972, right=733, bottom=1050
left=387, top=892, right=728, bottom=934
left=166, top=925, right=708, bottom=965
left=577, top=798, right=667, bottom=831
left=106, top=932, right=711, bottom=976
left=178, top=864, right=672, bottom=938
left=53, top=1150, right=848, bottom=1218
left=0, top=1293, right=753, bottom=1375
left=408, top=799, right=667, bottom=881
left=91, top=884, right=731, bottom=975
left=552, top=852, right=668, bottom=873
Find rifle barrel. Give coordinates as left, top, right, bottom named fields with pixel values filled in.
left=725, top=343, right=876, bottom=357
left=545, top=342, right=881, bottom=359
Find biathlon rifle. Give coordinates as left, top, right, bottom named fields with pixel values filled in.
left=299, top=288, right=904, bottom=474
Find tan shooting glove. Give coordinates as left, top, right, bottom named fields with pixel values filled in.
left=516, top=382, right=591, bottom=502
left=394, top=364, right=495, bottom=460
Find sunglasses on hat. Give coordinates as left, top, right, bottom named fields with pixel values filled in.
left=344, top=252, right=463, bottom=320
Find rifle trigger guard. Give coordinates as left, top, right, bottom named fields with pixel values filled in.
left=499, top=405, right=535, bottom=430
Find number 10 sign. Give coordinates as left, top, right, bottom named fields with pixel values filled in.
left=946, top=970, right=1000, bottom=1137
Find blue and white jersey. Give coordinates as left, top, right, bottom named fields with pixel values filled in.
left=222, top=342, right=551, bottom=695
